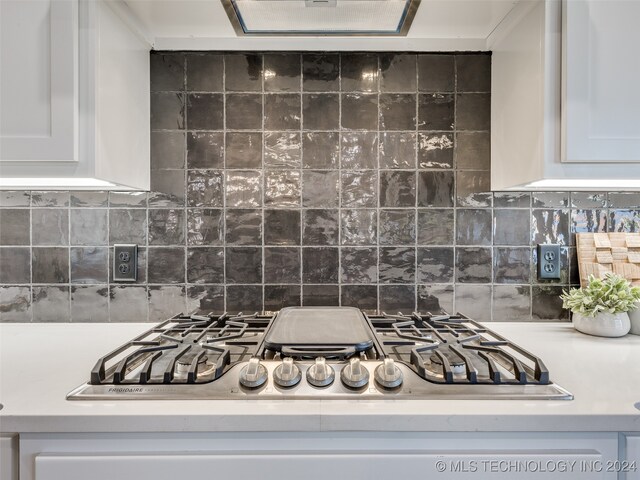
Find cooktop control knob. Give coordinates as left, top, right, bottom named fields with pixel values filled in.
left=374, top=358, right=403, bottom=389
left=306, top=357, right=335, bottom=387
left=273, top=357, right=301, bottom=388
left=340, top=358, right=370, bottom=389
left=239, top=357, right=268, bottom=389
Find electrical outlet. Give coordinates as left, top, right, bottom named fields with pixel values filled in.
left=537, top=244, right=561, bottom=280
left=114, top=244, right=137, bottom=282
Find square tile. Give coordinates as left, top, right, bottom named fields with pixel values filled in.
left=341, top=93, right=378, bottom=130
left=303, top=209, right=339, bottom=246
left=187, top=285, right=224, bottom=314
left=455, top=285, right=491, bottom=322
left=187, top=132, right=223, bottom=169
left=302, top=285, right=339, bottom=306
left=187, top=247, right=224, bottom=283
left=418, top=133, right=453, bottom=169
left=70, top=247, right=108, bottom=284
left=571, top=192, right=608, bottom=208
left=341, top=285, right=377, bottom=311
left=32, top=247, right=69, bottom=283
left=67, top=190, right=108, bottom=207
left=380, top=171, right=415, bottom=207
left=492, top=285, right=531, bottom=321
left=224, top=53, right=263, bottom=92
left=417, top=55, right=454, bottom=92
left=417, top=247, right=454, bottom=283
left=109, top=209, right=147, bottom=245
left=341, top=54, right=378, bottom=92
left=225, top=93, right=262, bottom=130
left=608, top=192, right=640, bottom=209
left=341, top=209, right=377, bottom=246
left=379, top=210, right=415, bottom=245
left=379, top=247, right=415, bottom=283
left=225, top=132, right=262, bottom=168
left=152, top=131, right=186, bottom=169
left=571, top=209, right=607, bottom=237
left=531, top=192, right=570, bottom=208
left=302, top=132, right=339, bottom=169
left=341, top=247, right=377, bottom=283
left=71, top=286, right=109, bottom=322
left=302, top=170, right=339, bottom=208
left=150, top=53, right=184, bottom=91
left=303, top=54, right=340, bottom=91
left=264, top=247, right=300, bottom=283
left=493, top=192, right=531, bottom=208
left=418, top=94, right=454, bottom=131
left=32, top=286, right=70, bottom=322
left=455, top=247, right=492, bottom=283
left=417, top=209, right=454, bottom=245
left=0, top=286, right=31, bottom=322
left=264, top=170, right=300, bottom=207
left=109, top=191, right=147, bottom=208
left=531, top=209, right=570, bottom=245
left=151, top=93, right=184, bottom=130
left=225, top=171, right=262, bottom=207
left=379, top=285, right=415, bottom=313
left=456, top=170, right=492, bottom=207
left=109, top=286, right=148, bottom=322
left=302, top=94, right=339, bottom=130
left=148, top=209, right=186, bottom=245
left=226, top=285, right=263, bottom=313
left=302, top=247, right=339, bottom=283
left=31, top=191, right=69, bottom=207
left=187, top=170, right=224, bottom=207
left=0, top=209, right=29, bottom=245
left=264, top=94, right=301, bottom=130
left=341, top=171, right=378, bottom=208
left=608, top=210, right=640, bottom=233
left=186, top=54, right=223, bottom=91
left=456, top=93, right=490, bottom=130
left=264, top=210, right=300, bottom=245
left=380, top=54, right=416, bottom=92
left=0, top=191, right=30, bottom=207
left=417, top=284, right=453, bottom=314
left=31, top=208, right=69, bottom=246
left=456, top=209, right=492, bottom=245
left=149, top=170, right=186, bottom=207
left=187, top=208, right=223, bottom=245
left=379, top=94, right=416, bottom=130
left=226, top=247, right=262, bottom=284
left=264, top=54, right=301, bottom=92
left=532, top=286, right=569, bottom=321
left=264, top=132, right=301, bottom=168
left=225, top=209, right=262, bottom=245
left=265, top=285, right=301, bottom=310
left=456, top=132, right=490, bottom=170
left=0, top=247, right=30, bottom=283
left=379, top=132, right=416, bottom=169
left=418, top=171, right=454, bottom=207
left=149, top=285, right=186, bottom=322
left=456, top=54, right=491, bottom=92
left=147, top=247, right=185, bottom=284
left=494, top=209, right=531, bottom=246
left=494, top=247, right=531, bottom=284
left=341, top=132, right=378, bottom=169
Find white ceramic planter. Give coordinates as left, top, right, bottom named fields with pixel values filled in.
left=572, top=312, right=630, bottom=337
left=628, top=304, right=640, bottom=335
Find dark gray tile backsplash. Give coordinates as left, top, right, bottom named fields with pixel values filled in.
left=2, top=51, right=636, bottom=322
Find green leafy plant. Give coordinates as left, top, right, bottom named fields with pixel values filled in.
left=561, top=273, right=640, bottom=317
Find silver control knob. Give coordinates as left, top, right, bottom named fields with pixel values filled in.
left=239, top=357, right=268, bottom=389
left=340, top=358, right=370, bottom=389
left=306, top=357, right=335, bottom=387
left=273, top=357, right=301, bottom=388
left=374, top=358, right=403, bottom=389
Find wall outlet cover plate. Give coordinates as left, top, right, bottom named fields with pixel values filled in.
left=537, top=244, right=561, bottom=280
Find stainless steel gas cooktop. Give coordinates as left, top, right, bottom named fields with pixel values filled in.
left=67, top=307, right=573, bottom=401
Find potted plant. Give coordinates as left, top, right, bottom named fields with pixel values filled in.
left=561, top=273, right=640, bottom=337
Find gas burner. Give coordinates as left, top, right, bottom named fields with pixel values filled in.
left=428, top=349, right=466, bottom=375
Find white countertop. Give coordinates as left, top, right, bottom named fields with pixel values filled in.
left=1, top=322, right=640, bottom=434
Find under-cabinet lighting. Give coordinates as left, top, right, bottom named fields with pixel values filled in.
left=515, top=179, right=640, bottom=191
left=0, top=177, right=136, bottom=190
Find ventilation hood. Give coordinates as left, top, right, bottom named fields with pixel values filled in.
left=221, top=0, right=421, bottom=36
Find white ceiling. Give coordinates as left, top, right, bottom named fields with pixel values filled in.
left=123, top=0, right=519, bottom=51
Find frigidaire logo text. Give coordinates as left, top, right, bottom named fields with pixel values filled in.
left=108, top=387, right=144, bottom=393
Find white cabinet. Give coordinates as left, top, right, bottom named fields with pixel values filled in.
left=20, top=432, right=620, bottom=480
left=490, top=0, right=640, bottom=191
left=627, top=436, right=640, bottom=480
left=0, top=0, right=150, bottom=191
left=1, top=436, right=18, bottom=480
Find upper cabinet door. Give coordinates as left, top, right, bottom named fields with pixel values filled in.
left=563, top=0, right=640, bottom=163
left=0, top=0, right=77, bottom=162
